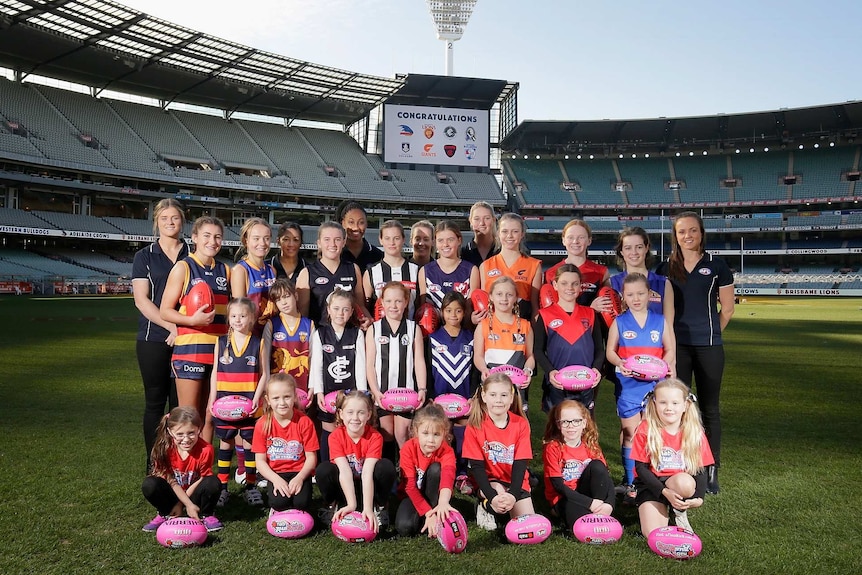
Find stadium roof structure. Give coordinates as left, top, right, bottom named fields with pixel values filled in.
left=0, top=0, right=404, bottom=125
left=502, top=102, right=862, bottom=155
left=386, top=73, right=515, bottom=111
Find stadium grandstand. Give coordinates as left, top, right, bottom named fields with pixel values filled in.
left=0, top=0, right=860, bottom=297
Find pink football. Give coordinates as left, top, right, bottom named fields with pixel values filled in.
left=556, top=365, right=601, bottom=391
left=623, top=354, right=669, bottom=381
left=156, top=517, right=208, bottom=549
left=331, top=511, right=377, bottom=543
left=647, top=526, right=702, bottom=560
left=433, top=393, right=471, bottom=419
left=573, top=514, right=623, bottom=545
left=295, top=388, right=312, bottom=410
left=322, top=390, right=340, bottom=414
left=211, top=395, right=254, bottom=421
left=504, top=513, right=552, bottom=545
left=437, top=509, right=468, bottom=553
left=488, top=364, right=529, bottom=388
left=267, top=509, right=314, bottom=539
left=380, top=388, right=421, bottom=413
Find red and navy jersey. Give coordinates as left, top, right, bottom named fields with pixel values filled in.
left=615, top=310, right=665, bottom=360
left=213, top=332, right=265, bottom=427
left=544, top=259, right=608, bottom=306
left=165, top=440, right=214, bottom=490
left=251, top=409, right=319, bottom=473
left=429, top=326, right=473, bottom=397
left=398, top=438, right=456, bottom=516
left=173, top=254, right=230, bottom=366
left=610, top=270, right=668, bottom=316
left=537, top=303, right=597, bottom=371
left=328, top=425, right=383, bottom=476
left=306, top=260, right=359, bottom=325
left=631, top=419, right=714, bottom=477
left=463, top=413, right=532, bottom=491
left=423, top=259, right=474, bottom=310
left=542, top=440, right=607, bottom=506
left=269, top=314, right=312, bottom=392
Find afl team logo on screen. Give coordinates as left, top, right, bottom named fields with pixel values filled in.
left=399, top=125, right=413, bottom=136
left=444, top=126, right=457, bottom=138
left=402, top=142, right=410, bottom=153
left=465, top=144, right=476, bottom=159
left=423, top=125, right=435, bottom=139
left=465, top=126, right=476, bottom=141
left=444, top=145, right=457, bottom=157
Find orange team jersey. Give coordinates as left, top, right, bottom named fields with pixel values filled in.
left=476, top=314, right=532, bottom=369
left=327, top=425, right=383, bottom=477
left=542, top=440, right=607, bottom=506
left=462, top=413, right=532, bottom=492
left=481, top=253, right=541, bottom=302
left=166, top=440, right=214, bottom=490
left=630, top=419, right=715, bottom=477
left=252, top=409, right=319, bottom=474
left=398, top=438, right=457, bottom=516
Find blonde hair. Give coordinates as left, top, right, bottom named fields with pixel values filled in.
left=498, top=212, right=529, bottom=256
left=643, top=378, right=706, bottom=475
left=222, top=297, right=256, bottom=362
left=410, top=404, right=452, bottom=442
left=151, top=198, right=185, bottom=237
left=469, top=201, right=500, bottom=250
left=236, top=217, right=272, bottom=262
left=260, top=373, right=297, bottom=436
left=150, top=407, right=202, bottom=479
left=466, top=372, right=525, bottom=428
left=542, top=400, right=603, bottom=458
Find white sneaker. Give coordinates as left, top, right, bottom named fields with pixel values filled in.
left=374, top=506, right=389, bottom=529
left=476, top=503, right=497, bottom=531
left=257, top=479, right=269, bottom=490
left=673, top=509, right=693, bottom=533
left=217, top=488, right=230, bottom=508
left=234, top=469, right=247, bottom=486
left=244, top=487, right=264, bottom=506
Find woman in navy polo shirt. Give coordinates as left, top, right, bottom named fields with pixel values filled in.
left=664, top=212, right=734, bottom=494
left=132, top=199, right=189, bottom=474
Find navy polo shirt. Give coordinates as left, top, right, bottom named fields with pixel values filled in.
left=132, top=240, right=190, bottom=342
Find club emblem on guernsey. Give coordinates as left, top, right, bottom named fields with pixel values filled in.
left=328, top=355, right=351, bottom=383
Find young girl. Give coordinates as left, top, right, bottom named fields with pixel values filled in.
left=394, top=404, right=457, bottom=537
left=253, top=373, right=319, bottom=514
left=533, top=264, right=603, bottom=413
left=309, top=288, right=367, bottom=463
left=473, top=276, right=535, bottom=412
left=462, top=373, right=535, bottom=531
left=315, top=391, right=397, bottom=531
left=208, top=297, right=269, bottom=507
left=141, top=407, right=222, bottom=533
left=479, top=213, right=542, bottom=320
left=542, top=400, right=615, bottom=534
left=160, top=216, right=230, bottom=440
left=366, top=282, right=427, bottom=458
left=296, top=221, right=371, bottom=328
left=265, top=279, right=313, bottom=394
left=544, top=220, right=610, bottom=309
left=606, top=273, right=676, bottom=502
left=362, top=220, right=420, bottom=320
left=607, top=227, right=674, bottom=322
left=633, top=378, right=714, bottom=536
left=417, top=221, right=479, bottom=312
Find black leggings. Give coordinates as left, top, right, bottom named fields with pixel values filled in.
left=267, top=472, right=314, bottom=511
left=554, top=459, right=615, bottom=534
left=676, top=344, right=724, bottom=466
left=394, top=462, right=441, bottom=536
left=137, top=340, right=178, bottom=470
left=142, top=475, right=220, bottom=517
left=315, top=459, right=396, bottom=508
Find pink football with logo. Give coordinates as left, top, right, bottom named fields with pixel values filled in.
left=647, top=526, right=702, bottom=560
left=437, top=509, right=468, bottom=553
left=331, top=511, right=377, bottom=543
left=322, top=390, right=340, bottom=414
left=433, top=393, right=471, bottom=419
left=488, top=364, right=529, bottom=388
left=504, top=513, right=552, bottom=545
left=267, top=509, right=314, bottom=539
left=573, top=514, right=623, bottom=544
left=380, top=388, right=421, bottom=413
left=211, top=395, right=254, bottom=421
left=156, top=517, right=208, bottom=549
left=295, top=388, right=312, bottom=410
left=556, top=365, right=601, bottom=391
left=623, top=354, right=669, bottom=381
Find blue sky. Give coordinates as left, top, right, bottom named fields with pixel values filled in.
left=121, top=0, right=861, bottom=122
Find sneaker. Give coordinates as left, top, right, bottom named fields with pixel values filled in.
left=234, top=470, right=247, bottom=486
left=476, top=502, right=497, bottom=531
left=318, top=502, right=337, bottom=525
left=455, top=474, right=473, bottom=496
left=620, top=484, right=637, bottom=505
left=244, top=487, right=264, bottom=506
left=374, top=506, right=389, bottom=529
left=142, top=514, right=167, bottom=533
left=217, top=489, right=230, bottom=508
left=673, top=509, right=693, bottom=533
left=203, top=515, right=224, bottom=532
left=257, top=479, right=269, bottom=490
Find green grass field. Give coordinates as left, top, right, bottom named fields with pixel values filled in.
left=1, top=296, right=860, bottom=575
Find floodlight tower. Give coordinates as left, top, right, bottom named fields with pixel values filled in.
left=426, top=1, right=477, bottom=76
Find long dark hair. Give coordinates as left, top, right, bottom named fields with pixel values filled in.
left=668, top=211, right=705, bottom=284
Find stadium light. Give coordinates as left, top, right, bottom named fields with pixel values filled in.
left=426, top=1, right=478, bottom=76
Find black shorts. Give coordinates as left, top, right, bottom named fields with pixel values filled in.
left=215, top=425, right=255, bottom=442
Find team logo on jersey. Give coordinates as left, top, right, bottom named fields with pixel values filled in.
left=454, top=282, right=469, bottom=294
left=698, top=267, right=712, bottom=276
left=487, top=269, right=502, bottom=277
left=322, top=344, right=335, bottom=353
left=219, top=355, right=234, bottom=365
left=650, top=330, right=661, bottom=343
left=253, top=279, right=266, bottom=288
left=428, top=284, right=441, bottom=293
left=334, top=283, right=354, bottom=292
left=216, top=277, right=228, bottom=290
left=399, top=125, right=414, bottom=136
left=581, top=318, right=591, bottom=330
left=562, top=458, right=589, bottom=481
left=484, top=441, right=515, bottom=465
left=402, top=142, right=410, bottom=153
left=423, top=125, right=435, bottom=139
left=245, top=356, right=257, bottom=366
left=273, top=332, right=286, bottom=341
left=299, top=331, right=308, bottom=343
left=401, top=334, right=410, bottom=346
left=488, top=333, right=500, bottom=341
left=517, top=269, right=527, bottom=277
left=461, top=344, right=473, bottom=356
left=512, top=333, right=525, bottom=345
left=444, top=126, right=457, bottom=138
left=378, top=336, right=390, bottom=345
left=314, top=277, right=329, bottom=285
left=436, top=345, right=448, bottom=353
left=622, top=330, right=637, bottom=340
left=328, top=355, right=351, bottom=384
left=649, top=289, right=661, bottom=303
left=267, top=438, right=304, bottom=461
left=444, top=145, right=456, bottom=157
left=549, top=319, right=564, bottom=329
left=465, top=126, right=476, bottom=141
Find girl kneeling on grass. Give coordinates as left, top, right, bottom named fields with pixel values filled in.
left=633, top=378, right=713, bottom=536
left=542, top=400, right=615, bottom=535
left=462, top=372, right=535, bottom=531
left=141, top=407, right=222, bottom=533
left=253, top=373, right=319, bottom=515
left=394, top=404, right=457, bottom=537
